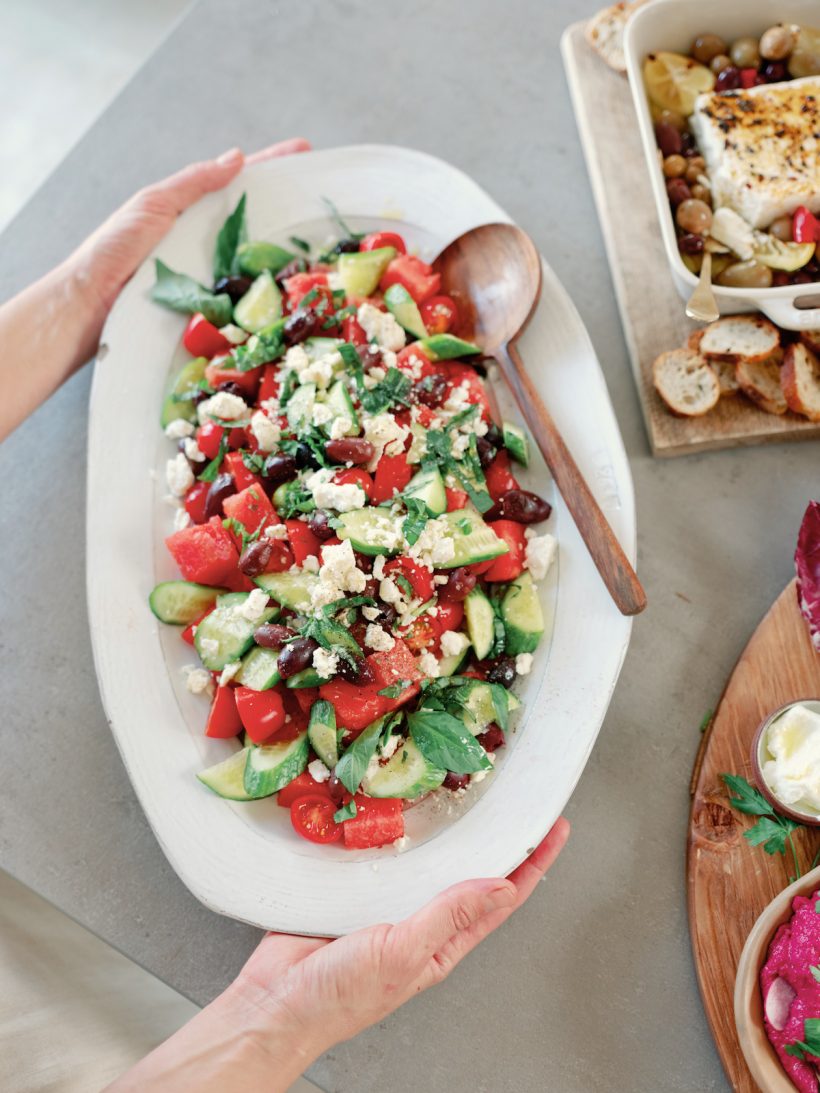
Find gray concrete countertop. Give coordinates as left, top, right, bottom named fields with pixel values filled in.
left=1, top=1, right=812, bottom=1089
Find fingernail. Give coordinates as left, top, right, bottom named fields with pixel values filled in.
left=483, top=885, right=515, bottom=913
left=217, top=147, right=242, bottom=166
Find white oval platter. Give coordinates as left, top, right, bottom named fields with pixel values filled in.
left=87, top=144, right=636, bottom=935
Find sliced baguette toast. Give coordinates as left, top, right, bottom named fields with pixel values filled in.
left=652, top=348, right=720, bottom=417
left=782, top=342, right=820, bottom=422
left=711, top=359, right=740, bottom=397
left=584, top=0, right=649, bottom=73
left=735, top=352, right=787, bottom=415
left=699, top=315, right=780, bottom=364
left=799, top=328, right=820, bottom=358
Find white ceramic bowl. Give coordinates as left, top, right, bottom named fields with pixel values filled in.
left=624, top=0, right=820, bottom=331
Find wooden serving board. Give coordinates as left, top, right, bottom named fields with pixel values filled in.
left=561, top=22, right=820, bottom=457
left=688, top=580, right=820, bottom=1091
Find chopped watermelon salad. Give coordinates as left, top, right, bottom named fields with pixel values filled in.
left=149, top=196, right=556, bottom=851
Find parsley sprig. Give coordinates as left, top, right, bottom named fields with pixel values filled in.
left=785, top=1018, right=820, bottom=1060
left=721, top=773, right=803, bottom=879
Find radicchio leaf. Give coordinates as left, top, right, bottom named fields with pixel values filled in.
left=796, top=501, right=820, bottom=652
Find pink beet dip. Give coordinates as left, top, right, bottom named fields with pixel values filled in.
left=762, top=891, right=820, bottom=1092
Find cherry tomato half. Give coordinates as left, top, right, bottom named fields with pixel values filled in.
left=360, top=231, right=407, bottom=255
left=401, top=615, right=440, bottom=653
left=383, top=556, right=435, bottom=603
left=290, top=795, right=343, bottom=844
left=420, top=295, right=458, bottom=336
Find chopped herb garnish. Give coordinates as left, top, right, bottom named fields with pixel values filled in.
left=784, top=1019, right=820, bottom=1059
left=242, top=451, right=267, bottom=475
left=197, top=435, right=229, bottom=482
left=213, top=193, right=247, bottom=280
left=289, top=236, right=311, bottom=254
left=299, top=286, right=320, bottom=309
left=334, top=800, right=357, bottom=823
left=321, top=196, right=365, bottom=242
left=378, top=680, right=413, bottom=699
left=401, top=496, right=430, bottom=547
left=335, top=717, right=385, bottom=795
left=360, top=367, right=412, bottom=415
left=321, top=595, right=376, bottom=617
left=722, top=773, right=803, bottom=879
left=231, top=320, right=286, bottom=372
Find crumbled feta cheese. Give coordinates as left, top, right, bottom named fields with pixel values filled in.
left=197, top=390, right=248, bottom=424
left=166, top=453, right=194, bottom=497
left=303, top=555, right=320, bottom=573
left=250, top=410, right=280, bottom=452
left=265, top=523, right=288, bottom=540
left=298, top=351, right=340, bottom=390
left=362, top=413, right=410, bottom=469
left=237, top=588, right=271, bottom=621
left=329, top=416, right=352, bottom=440
left=525, top=533, right=557, bottom=582
left=199, top=637, right=220, bottom=658
left=312, top=403, right=333, bottom=427
left=365, top=623, right=395, bottom=652
left=440, top=630, right=470, bottom=659
left=433, top=574, right=449, bottom=586
left=313, top=647, right=339, bottom=677
left=183, top=666, right=213, bottom=695
left=219, top=660, right=242, bottom=686
left=515, top=652, right=534, bottom=676
left=443, top=382, right=471, bottom=413
left=283, top=345, right=310, bottom=373
left=394, top=836, right=411, bottom=851
left=260, top=396, right=280, bottom=417
left=173, top=508, right=192, bottom=532
left=471, top=769, right=489, bottom=784
left=474, top=418, right=489, bottom=437
left=372, top=555, right=386, bottom=580
left=451, top=433, right=470, bottom=458
left=326, top=270, right=344, bottom=291
left=307, top=758, right=331, bottom=783
left=362, top=605, right=381, bottom=622
left=417, top=651, right=440, bottom=678
left=218, top=323, right=248, bottom=345
left=368, top=366, right=386, bottom=382
left=379, top=577, right=402, bottom=605
left=409, top=515, right=456, bottom=568
left=164, top=419, right=194, bottom=439
left=357, top=302, right=406, bottom=351
left=305, top=467, right=367, bottom=513
left=183, top=437, right=206, bottom=462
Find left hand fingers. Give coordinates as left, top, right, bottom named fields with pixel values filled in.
left=245, top=138, right=311, bottom=164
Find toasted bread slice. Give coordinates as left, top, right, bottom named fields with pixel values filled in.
left=799, top=328, right=820, bottom=358
left=652, top=348, right=720, bottom=417
left=585, top=0, right=649, bottom=74
left=711, top=359, right=740, bottom=396
left=782, top=342, right=820, bottom=422
left=699, top=315, right=780, bottom=364
left=686, top=329, right=704, bottom=352
left=735, top=353, right=787, bottom=415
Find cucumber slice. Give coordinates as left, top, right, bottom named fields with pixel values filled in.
left=286, top=382, right=316, bottom=432
left=502, top=421, right=529, bottom=467
left=216, top=591, right=251, bottom=607
left=362, top=738, right=446, bottom=798
left=404, top=466, right=446, bottom=515
left=464, top=587, right=495, bottom=660
left=335, top=507, right=404, bottom=555
left=501, top=571, right=544, bottom=655
left=438, top=644, right=471, bottom=677
left=235, top=646, right=281, bottom=691
left=243, top=732, right=309, bottom=798
left=148, top=580, right=223, bottom=625
left=272, top=480, right=316, bottom=516
left=236, top=241, right=295, bottom=278
left=436, top=509, right=508, bottom=568
left=417, top=334, right=480, bottom=360
left=197, top=747, right=255, bottom=801
left=160, top=356, right=207, bottom=428
left=384, top=283, right=427, bottom=340
left=303, top=336, right=343, bottom=360
left=234, top=271, right=283, bottom=334
left=307, top=699, right=339, bottom=768
left=322, top=379, right=358, bottom=435
left=286, top=667, right=329, bottom=689
left=337, top=247, right=396, bottom=297
left=254, top=571, right=319, bottom=611
left=461, top=681, right=521, bottom=735
left=194, top=594, right=277, bottom=670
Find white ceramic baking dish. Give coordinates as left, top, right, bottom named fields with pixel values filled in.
left=624, top=0, right=820, bottom=331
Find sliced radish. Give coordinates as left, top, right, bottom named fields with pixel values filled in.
left=765, top=977, right=796, bottom=1031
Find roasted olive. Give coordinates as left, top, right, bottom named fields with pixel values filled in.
left=495, top=489, right=552, bottom=523
left=277, top=637, right=319, bottom=679
left=438, top=567, right=477, bottom=602
left=325, top=438, right=376, bottom=465
left=676, top=198, right=712, bottom=235
left=760, top=25, right=796, bottom=61
left=709, top=53, right=733, bottom=74
left=716, top=260, right=773, bottom=289
left=204, top=473, right=236, bottom=519
left=729, top=36, right=760, bottom=68
left=663, top=154, right=687, bottom=179
left=666, top=178, right=692, bottom=208
left=283, top=309, right=322, bottom=346
left=213, top=275, right=253, bottom=303
left=714, top=64, right=741, bottom=91
left=262, top=453, right=298, bottom=484
left=770, top=215, right=794, bottom=242
left=691, top=33, right=727, bottom=64
left=485, top=658, right=516, bottom=688
left=239, top=540, right=273, bottom=577
left=254, top=623, right=297, bottom=648
left=654, top=121, right=683, bottom=157
left=292, top=442, right=321, bottom=470
left=412, top=372, right=448, bottom=408
left=678, top=232, right=705, bottom=255
left=476, top=436, right=496, bottom=468
left=307, top=509, right=335, bottom=541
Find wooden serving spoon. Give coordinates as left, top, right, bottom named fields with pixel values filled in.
left=433, top=222, right=647, bottom=617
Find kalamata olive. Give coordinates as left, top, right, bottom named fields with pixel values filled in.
left=730, top=37, right=760, bottom=68
left=477, top=725, right=506, bottom=752
left=274, top=257, right=308, bottom=284
left=254, top=623, right=297, bottom=648
left=292, top=442, right=320, bottom=470
left=762, top=60, right=788, bottom=82
left=213, top=275, right=253, bottom=303
left=770, top=215, right=794, bottom=242
left=307, top=509, right=335, bottom=540
left=715, top=64, right=741, bottom=91
left=476, top=436, right=496, bottom=468
left=263, top=452, right=298, bottom=485
left=412, top=373, right=448, bottom=408
left=372, top=603, right=397, bottom=628
left=485, top=658, right=516, bottom=688
left=277, top=637, right=319, bottom=679
left=495, top=489, right=552, bottom=524
left=325, top=437, right=376, bottom=464
left=443, top=772, right=470, bottom=792
left=691, top=33, right=727, bottom=64
left=332, top=239, right=360, bottom=255
left=716, top=260, right=773, bottom=289
left=358, top=344, right=384, bottom=370
left=484, top=423, right=503, bottom=447
left=326, top=773, right=346, bottom=803
left=666, top=178, right=692, bottom=208
left=676, top=198, right=712, bottom=235
left=239, top=540, right=273, bottom=577
left=283, top=309, right=323, bottom=346
left=216, top=381, right=247, bottom=401
left=678, top=232, right=705, bottom=255
left=353, top=551, right=373, bottom=573
left=710, top=53, right=733, bottom=74
left=204, top=473, right=236, bottom=519
left=439, top=567, right=477, bottom=602
left=654, top=121, right=682, bottom=157
left=662, top=154, right=687, bottom=179
left=192, top=387, right=213, bottom=407
left=760, top=25, right=796, bottom=61
left=689, top=184, right=711, bottom=205
left=335, top=656, right=372, bottom=684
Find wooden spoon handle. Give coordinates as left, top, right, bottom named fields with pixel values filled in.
left=497, top=341, right=647, bottom=617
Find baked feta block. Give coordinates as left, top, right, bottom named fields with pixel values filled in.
left=691, top=76, right=820, bottom=229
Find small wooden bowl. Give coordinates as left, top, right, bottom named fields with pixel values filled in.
left=750, top=700, right=820, bottom=827
left=735, top=865, right=820, bottom=1093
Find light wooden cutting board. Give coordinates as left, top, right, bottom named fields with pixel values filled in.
left=561, top=21, right=820, bottom=457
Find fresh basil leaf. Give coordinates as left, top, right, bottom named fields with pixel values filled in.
left=334, top=800, right=357, bottom=823
left=360, top=367, right=412, bottom=415
left=197, top=435, right=228, bottom=482
left=242, top=451, right=267, bottom=475
left=230, top=320, right=286, bottom=372
left=448, top=436, right=493, bottom=513
left=274, top=481, right=315, bottom=518
left=488, top=683, right=509, bottom=732
left=302, top=617, right=363, bottom=662
left=338, top=342, right=363, bottom=372
left=408, top=710, right=492, bottom=774
left=378, top=680, right=413, bottom=699
left=151, top=260, right=232, bottom=326
left=289, top=236, right=311, bottom=254
left=299, top=286, right=320, bottom=309
left=213, top=193, right=247, bottom=280
left=721, top=774, right=775, bottom=817
left=322, top=595, right=376, bottom=618
left=335, top=717, right=386, bottom=795
left=446, top=405, right=479, bottom=431
left=402, top=497, right=430, bottom=547
left=321, top=196, right=364, bottom=242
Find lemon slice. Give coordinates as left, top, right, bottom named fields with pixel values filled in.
left=754, top=235, right=816, bottom=271
left=644, top=51, right=715, bottom=115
